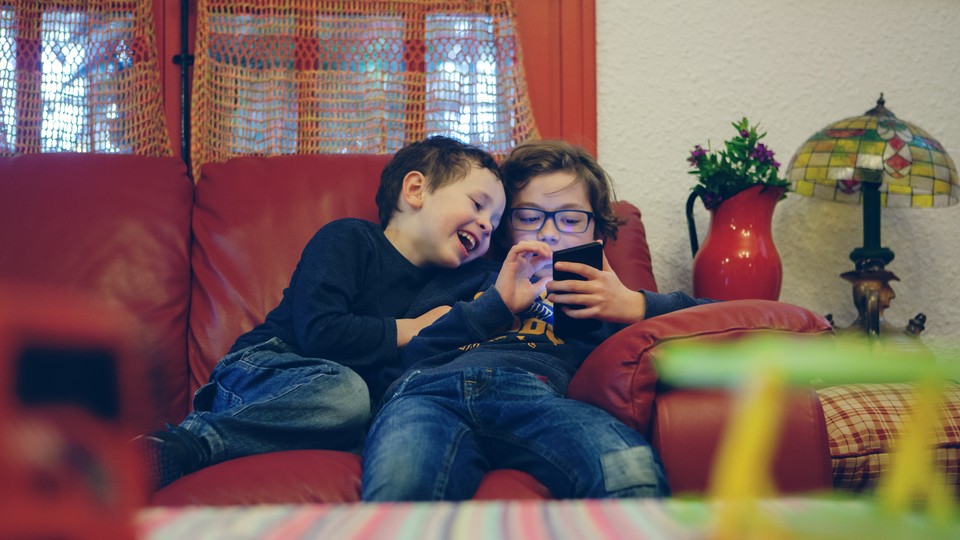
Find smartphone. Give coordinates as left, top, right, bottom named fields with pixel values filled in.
left=551, top=241, right=603, bottom=338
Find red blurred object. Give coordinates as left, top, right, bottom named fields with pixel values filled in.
left=0, top=283, right=151, bottom=539
left=692, top=185, right=784, bottom=301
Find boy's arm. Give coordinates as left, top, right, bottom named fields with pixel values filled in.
left=401, top=241, right=553, bottom=365
left=396, top=305, right=451, bottom=347
left=289, top=222, right=412, bottom=366
left=401, top=284, right=515, bottom=363
left=547, top=251, right=716, bottom=324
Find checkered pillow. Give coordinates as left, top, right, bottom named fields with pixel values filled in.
left=817, top=383, right=960, bottom=493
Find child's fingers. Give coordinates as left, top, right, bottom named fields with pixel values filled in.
left=531, top=275, right=551, bottom=293
left=546, top=277, right=592, bottom=294
left=560, top=304, right=599, bottom=319
left=553, top=261, right=601, bottom=279
left=549, top=291, right=592, bottom=307
left=508, top=240, right=552, bottom=263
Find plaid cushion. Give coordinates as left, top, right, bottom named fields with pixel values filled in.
left=817, top=383, right=960, bottom=493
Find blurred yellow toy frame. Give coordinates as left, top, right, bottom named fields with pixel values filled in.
left=657, top=336, right=959, bottom=539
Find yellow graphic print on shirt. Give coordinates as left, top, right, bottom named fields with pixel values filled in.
left=457, top=290, right=563, bottom=353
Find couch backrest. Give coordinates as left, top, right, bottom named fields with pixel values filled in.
left=0, top=154, right=194, bottom=425
left=189, top=154, right=393, bottom=391
left=0, top=152, right=661, bottom=417
left=606, top=200, right=657, bottom=294
left=188, top=154, right=659, bottom=397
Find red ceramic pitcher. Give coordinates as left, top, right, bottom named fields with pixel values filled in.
left=686, top=184, right=784, bottom=300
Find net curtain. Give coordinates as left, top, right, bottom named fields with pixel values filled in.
left=0, top=0, right=171, bottom=156
left=190, top=0, right=540, bottom=175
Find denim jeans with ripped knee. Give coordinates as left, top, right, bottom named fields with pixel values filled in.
left=361, top=367, right=669, bottom=501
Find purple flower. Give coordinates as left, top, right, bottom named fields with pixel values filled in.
left=750, top=143, right=777, bottom=164
left=688, top=145, right=707, bottom=167
left=740, top=129, right=750, bottom=138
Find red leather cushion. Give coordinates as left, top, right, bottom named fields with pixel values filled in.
left=604, top=200, right=657, bottom=292
left=651, top=388, right=833, bottom=494
left=149, top=450, right=363, bottom=506
left=189, top=154, right=392, bottom=391
left=567, top=299, right=833, bottom=433
left=0, top=154, right=193, bottom=425
left=473, top=470, right=551, bottom=500
left=149, top=451, right=551, bottom=505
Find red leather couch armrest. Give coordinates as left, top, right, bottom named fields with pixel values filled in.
left=568, top=299, right=833, bottom=433
left=652, top=388, right=833, bottom=495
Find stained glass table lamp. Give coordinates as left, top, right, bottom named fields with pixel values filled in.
left=785, top=95, right=959, bottom=336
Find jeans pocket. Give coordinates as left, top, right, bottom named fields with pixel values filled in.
left=389, top=370, right=422, bottom=400
left=197, top=338, right=288, bottom=412
left=191, top=380, right=213, bottom=410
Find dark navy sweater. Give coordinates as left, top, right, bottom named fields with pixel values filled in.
left=381, top=261, right=714, bottom=399
left=230, top=218, right=441, bottom=399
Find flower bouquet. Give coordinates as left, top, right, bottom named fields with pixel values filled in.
left=687, top=118, right=789, bottom=210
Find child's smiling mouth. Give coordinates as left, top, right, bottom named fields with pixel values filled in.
left=458, top=230, right=478, bottom=253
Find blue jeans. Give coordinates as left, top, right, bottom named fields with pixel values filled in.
left=361, top=367, right=669, bottom=501
left=178, top=337, right=371, bottom=467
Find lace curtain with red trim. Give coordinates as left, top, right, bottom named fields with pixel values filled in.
left=191, top=0, right=538, bottom=174
left=0, top=0, right=171, bottom=156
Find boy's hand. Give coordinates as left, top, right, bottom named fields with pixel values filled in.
left=546, top=252, right=647, bottom=324
left=494, top=240, right=553, bottom=313
left=396, top=305, right=452, bottom=347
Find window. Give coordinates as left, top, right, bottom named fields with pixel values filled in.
left=0, top=0, right=169, bottom=156
left=425, top=14, right=505, bottom=151
left=191, top=1, right=537, bottom=169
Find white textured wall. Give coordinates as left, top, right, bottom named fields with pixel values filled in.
left=596, top=0, right=960, bottom=359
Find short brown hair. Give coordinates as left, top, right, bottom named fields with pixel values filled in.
left=375, top=136, right=500, bottom=228
left=500, top=140, right=622, bottom=240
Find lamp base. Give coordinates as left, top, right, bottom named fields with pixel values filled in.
left=832, top=262, right=927, bottom=343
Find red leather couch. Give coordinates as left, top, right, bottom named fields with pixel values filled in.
left=0, top=152, right=834, bottom=505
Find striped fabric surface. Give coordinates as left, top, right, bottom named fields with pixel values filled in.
left=137, top=498, right=958, bottom=539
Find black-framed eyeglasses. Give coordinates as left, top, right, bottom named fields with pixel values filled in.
left=508, top=207, right=594, bottom=233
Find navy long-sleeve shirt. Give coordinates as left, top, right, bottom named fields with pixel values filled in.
left=231, top=218, right=440, bottom=399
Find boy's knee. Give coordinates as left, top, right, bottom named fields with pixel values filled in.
left=362, top=453, right=437, bottom=501
left=293, top=365, right=370, bottom=429
left=328, top=368, right=371, bottom=424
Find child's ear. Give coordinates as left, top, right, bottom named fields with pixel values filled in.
left=401, top=171, right=427, bottom=209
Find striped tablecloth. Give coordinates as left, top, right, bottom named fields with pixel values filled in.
left=137, top=497, right=959, bottom=539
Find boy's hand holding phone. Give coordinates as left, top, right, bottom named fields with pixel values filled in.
left=548, top=242, right=648, bottom=334
left=549, top=242, right=603, bottom=337
left=495, top=240, right=553, bottom=313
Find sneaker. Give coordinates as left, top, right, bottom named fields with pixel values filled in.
left=130, top=427, right=202, bottom=491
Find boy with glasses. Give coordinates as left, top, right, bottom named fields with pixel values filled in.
left=362, top=140, right=714, bottom=501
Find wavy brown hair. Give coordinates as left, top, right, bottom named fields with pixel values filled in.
left=499, top=140, right=623, bottom=242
